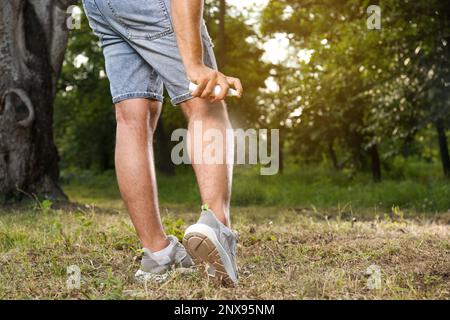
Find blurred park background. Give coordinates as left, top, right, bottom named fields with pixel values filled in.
left=55, top=0, right=450, bottom=214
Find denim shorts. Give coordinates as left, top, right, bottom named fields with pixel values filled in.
left=82, top=0, right=218, bottom=105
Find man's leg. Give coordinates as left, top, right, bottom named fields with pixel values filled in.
left=180, top=98, right=233, bottom=227
left=114, top=98, right=169, bottom=251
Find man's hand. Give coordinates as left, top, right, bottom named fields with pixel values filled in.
left=171, top=0, right=242, bottom=102
left=188, top=64, right=243, bottom=102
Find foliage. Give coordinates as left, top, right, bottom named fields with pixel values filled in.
left=259, top=0, right=450, bottom=179
left=55, top=13, right=115, bottom=170
left=62, top=163, right=450, bottom=213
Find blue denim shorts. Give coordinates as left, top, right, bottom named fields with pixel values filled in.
left=82, top=0, right=218, bottom=105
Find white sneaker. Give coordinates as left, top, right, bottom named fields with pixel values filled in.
left=134, top=235, right=194, bottom=284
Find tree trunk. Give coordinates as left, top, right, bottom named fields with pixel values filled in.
left=278, top=134, right=284, bottom=174
left=218, top=0, right=226, bottom=68
left=435, top=119, right=450, bottom=177
left=155, top=119, right=175, bottom=176
left=0, top=0, right=76, bottom=202
left=327, top=140, right=339, bottom=170
left=370, top=144, right=382, bottom=182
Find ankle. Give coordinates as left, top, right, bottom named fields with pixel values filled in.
left=216, top=213, right=230, bottom=227
left=142, top=236, right=170, bottom=252
left=205, top=204, right=230, bottom=227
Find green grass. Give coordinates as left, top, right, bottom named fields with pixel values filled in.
left=62, top=164, right=450, bottom=214
left=0, top=165, right=449, bottom=299
left=0, top=204, right=448, bottom=299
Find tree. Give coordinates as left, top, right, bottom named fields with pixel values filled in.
left=218, top=0, right=226, bottom=67
left=55, top=10, right=116, bottom=172
left=260, top=0, right=450, bottom=180
left=0, top=0, right=77, bottom=202
left=370, top=0, right=450, bottom=177
left=260, top=0, right=387, bottom=180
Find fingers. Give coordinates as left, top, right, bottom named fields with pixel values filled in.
left=200, top=73, right=218, bottom=99
left=214, top=76, right=231, bottom=101
left=192, top=78, right=208, bottom=97
left=189, top=65, right=243, bottom=100
left=226, top=77, right=243, bottom=98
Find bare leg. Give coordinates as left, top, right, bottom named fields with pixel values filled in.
left=180, top=98, right=233, bottom=227
left=115, top=98, right=169, bottom=251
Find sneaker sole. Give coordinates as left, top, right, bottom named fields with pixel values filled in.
left=183, top=224, right=238, bottom=286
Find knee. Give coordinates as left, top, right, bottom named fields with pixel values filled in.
left=115, top=99, right=161, bottom=132
left=115, top=104, right=147, bottom=128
